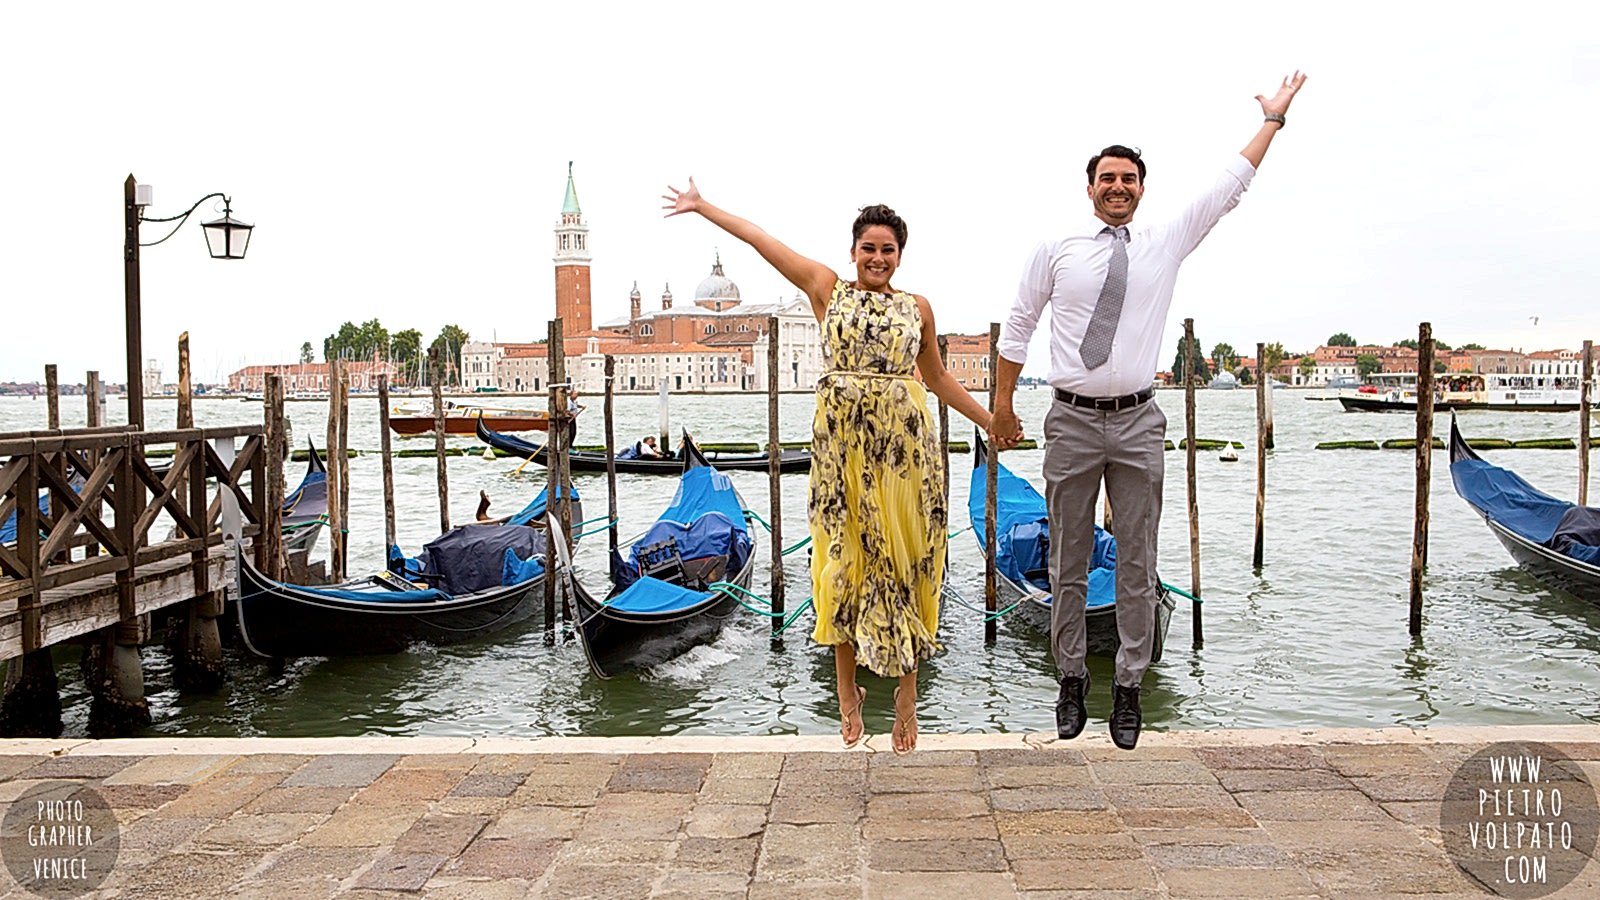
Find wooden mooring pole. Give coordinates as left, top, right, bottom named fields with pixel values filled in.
left=261, top=374, right=286, bottom=580
left=766, top=317, right=785, bottom=643
left=544, top=319, right=562, bottom=640
left=1580, top=339, right=1593, bottom=507
left=378, top=374, right=397, bottom=551
left=551, top=319, right=572, bottom=625
left=1253, top=341, right=1267, bottom=571
left=337, top=361, right=351, bottom=579
left=176, top=332, right=224, bottom=690
left=86, top=371, right=103, bottom=429
left=1183, top=319, right=1202, bottom=646
left=1409, top=322, right=1435, bottom=636
left=984, top=323, right=999, bottom=644
left=430, top=349, right=449, bottom=535
left=44, top=365, right=59, bottom=429
left=326, top=359, right=347, bottom=583
left=603, top=356, right=619, bottom=559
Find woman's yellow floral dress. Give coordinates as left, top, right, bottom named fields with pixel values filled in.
left=810, top=279, right=945, bottom=677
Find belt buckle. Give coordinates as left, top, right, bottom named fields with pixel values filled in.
left=1094, top=396, right=1118, bottom=411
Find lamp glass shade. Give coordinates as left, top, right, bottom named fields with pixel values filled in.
left=202, top=213, right=253, bottom=259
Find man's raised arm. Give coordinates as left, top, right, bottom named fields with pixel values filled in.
left=1242, top=71, right=1307, bottom=169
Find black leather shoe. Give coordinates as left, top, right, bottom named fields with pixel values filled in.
left=1110, top=683, right=1142, bottom=750
left=1054, top=670, right=1090, bottom=740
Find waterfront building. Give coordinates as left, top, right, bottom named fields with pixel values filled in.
left=227, top=361, right=400, bottom=394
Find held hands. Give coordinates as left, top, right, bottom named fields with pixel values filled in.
left=662, top=177, right=703, bottom=217
left=988, top=408, right=1025, bottom=451
left=1256, top=71, right=1307, bottom=118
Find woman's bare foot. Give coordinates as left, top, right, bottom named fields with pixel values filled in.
left=892, top=684, right=917, bottom=755
left=839, top=684, right=866, bottom=748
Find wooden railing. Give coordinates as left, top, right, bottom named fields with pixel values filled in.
left=0, top=424, right=268, bottom=658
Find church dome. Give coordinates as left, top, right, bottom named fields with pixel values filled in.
left=694, top=254, right=741, bottom=306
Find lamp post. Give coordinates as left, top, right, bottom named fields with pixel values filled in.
left=124, top=174, right=253, bottom=429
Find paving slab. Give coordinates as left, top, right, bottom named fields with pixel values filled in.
left=0, top=724, right=1593, bottom=898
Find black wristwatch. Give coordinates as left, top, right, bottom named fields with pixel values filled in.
left=1264, top=113, right=1286, bottom=128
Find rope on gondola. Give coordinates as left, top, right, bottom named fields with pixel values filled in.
left=1162, top=582, right=1203, bottom=604
left=281, top=514, right=330, bottom=534
left=739, top=510, right=813, bottom=556
left=572, top=518, right=619, bottom=541
left=707, top=581, right=815, bottom=634
left=940, top=583, right=1022, bottom=622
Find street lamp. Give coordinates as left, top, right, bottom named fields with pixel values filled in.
left=124, top=174, right=253, bottom=429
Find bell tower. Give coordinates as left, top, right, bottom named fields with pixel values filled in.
left=553, top=161, right=592, bottom=334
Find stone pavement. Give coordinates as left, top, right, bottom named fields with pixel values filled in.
left=0, top=725, right=1597, bottom=899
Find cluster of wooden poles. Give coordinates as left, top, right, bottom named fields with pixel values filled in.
left=165, top=320, right=1597, bottom=651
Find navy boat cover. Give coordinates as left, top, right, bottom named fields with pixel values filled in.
left=1449, top=453, right=1600, bottom=565
left=612, top=466, right=752, bottom=590
left=971, top=456, right=1119, bottom=610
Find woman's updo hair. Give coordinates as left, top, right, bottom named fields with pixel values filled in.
left=852, top=204, right=907, bottom=249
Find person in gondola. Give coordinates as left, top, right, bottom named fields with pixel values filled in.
left=664, top=180, right=1007, bottom=753
left=637, top=435, right=661, bottom=458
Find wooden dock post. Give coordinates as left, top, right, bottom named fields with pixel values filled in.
left=325, top=359, right=346, bottom=583
left=260, top=374, right=286, bottom=580
left=1183, top=319, right=1203, bottom=647
left=430, top=349, right=449, bottom=535
left=86, top=371, right=103, bottom=428
left=1253, top=340, right=1268, bottom=571
left=175, top=334, right=224, bottom=690
left=1409, top=322, right=1435, bottom=636
left=1580, top=339, right=1593, bottom=507
left=603, top=356, right=619, bottom=559
left=378, top=374, right=397, bottom=551
left=984, top=323, right=1000, bottom=644
left=45, top=365, right=59, bottom=430
left=766, top=317, right=785, bottom=642
left=549, top=318, right=572, bottom=628
left=336, top=363, right=351, bottom=579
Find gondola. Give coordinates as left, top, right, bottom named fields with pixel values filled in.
left=565, top=433, right=754, bottom=678
left=476, top=416, right=811, bottom=474
left=235, top=486, right=582, bottom=657
left=282, top=439, right=329, bottom=553
left=1448, top=414, right=1600, bottom=605
left=968, top=434, right=1174, bottom=661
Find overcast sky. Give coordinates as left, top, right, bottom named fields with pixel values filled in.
left=4, top=2, right=1598, bottom=384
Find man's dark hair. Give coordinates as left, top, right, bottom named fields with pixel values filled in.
left=1086, top=145, right=1146, bottom=184
left=852, top=204, right=908, bottom=248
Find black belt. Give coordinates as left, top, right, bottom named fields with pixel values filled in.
left=1053, top=387, right=1154, bottom=411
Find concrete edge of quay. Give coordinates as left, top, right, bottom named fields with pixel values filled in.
left=2, top=723, right=1597, bottom=757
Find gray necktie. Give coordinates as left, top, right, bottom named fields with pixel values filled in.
left=1079, top=225, right=1129, bottom=370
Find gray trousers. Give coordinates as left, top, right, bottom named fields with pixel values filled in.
left=1041, top=397, right=1165, bottom=688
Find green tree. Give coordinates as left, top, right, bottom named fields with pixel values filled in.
left=356, top=318, right=390, bottom=362
left=323, top=321, right=362, bottom=362
left=1298, top=355, right=1316, bottom=380
left=1434, top=359, right=1448, bottom=374
left=1237, top=366, right=1254, bottom=385
left=1210, top=342, right=1240, bottom=373
left=1327, top=332, right=1357, bottom=347
left=1460, top=342, right=1485, bottom=351
left=1355, top=353, right=1382, bottom=379
left=1434, top=340, right=1453, bottom=351
left=299, top=342, right=314, bottom=364
left=1261, top=342, right=1285, bottom=380
left=390, top=329, right=423, bottom=385
left=1171, top=334, right=1210, bottom=385
left=429, top=325, right=471, bottom=387
left=1393, top=338, right=1419, bottom=350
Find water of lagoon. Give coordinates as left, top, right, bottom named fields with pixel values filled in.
left=3, top=388, right=1596, bottom=739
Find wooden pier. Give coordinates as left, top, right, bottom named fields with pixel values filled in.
left=0, top=422, right=272, bottom=736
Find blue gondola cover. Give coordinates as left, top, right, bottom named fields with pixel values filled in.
left=971, top=456, right=1119, bottom=608
left=508, top=485, right=582, bottom=527
left=604, top=576, right=716, bottom=615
